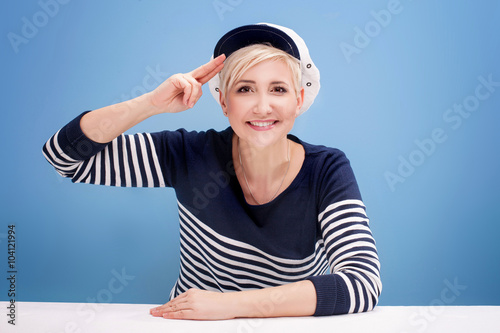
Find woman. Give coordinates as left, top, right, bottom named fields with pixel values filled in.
left=43, top=23, right=381, bottom=320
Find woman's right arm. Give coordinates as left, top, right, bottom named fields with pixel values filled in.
left=81, top=54, right=225, bottom=143
left=42, top=55, right=225, bottom=185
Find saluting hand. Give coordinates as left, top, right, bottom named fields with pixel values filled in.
left=148, top=54, right=225, bottom=114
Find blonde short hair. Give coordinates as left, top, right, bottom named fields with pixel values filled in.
left=218, top=43, right=302, bottom=97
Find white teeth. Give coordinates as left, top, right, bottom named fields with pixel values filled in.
left=249, top=121, right=275, bottom=127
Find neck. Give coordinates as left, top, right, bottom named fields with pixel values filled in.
left=235, top=134, right=292, bottom=205
left=237, top=136, right=290, bottom=181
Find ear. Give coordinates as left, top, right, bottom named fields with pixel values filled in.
left=295, top=88, right=305, bottom=117
left=219, top=90, right=228, bottom=116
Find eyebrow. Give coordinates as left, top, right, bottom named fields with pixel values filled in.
left=235, top=80, right=290, bottom=86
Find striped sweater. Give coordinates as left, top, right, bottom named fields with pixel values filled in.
left=42, top=111, right=382, bottom=316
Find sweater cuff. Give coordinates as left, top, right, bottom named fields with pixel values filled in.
left=306, top=274, right=349, bottom=316
left=60, top=111, right=110, bottom=160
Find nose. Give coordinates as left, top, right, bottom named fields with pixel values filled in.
left=253, top=92, right=272, bottom=114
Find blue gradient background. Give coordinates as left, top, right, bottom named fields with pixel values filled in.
left=1, top=0, right=499, bottom=306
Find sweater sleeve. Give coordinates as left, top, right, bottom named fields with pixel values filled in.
left=306, top=150, right=382, bottom=316
left=42, top=111, right=168, bottom=187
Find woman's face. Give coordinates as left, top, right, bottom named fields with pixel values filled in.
left=220, top=59, right=304, bottom=148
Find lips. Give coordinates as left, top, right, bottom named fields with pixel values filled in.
left=249, top=121, right=276, bottom=127
left=247, top=120, right=278, bottom=131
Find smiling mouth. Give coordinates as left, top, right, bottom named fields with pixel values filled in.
left=248, top=121, right=277, bottom=127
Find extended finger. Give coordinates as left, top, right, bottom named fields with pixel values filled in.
left=150, top=296, right=189, bottom=316
left=190, top=54, right=226, bottom=84
left=151, top=304, right=182, bottom=317
left=197, top=61, right=224, bottom=85
left=163, top=309, right=195, bottom=320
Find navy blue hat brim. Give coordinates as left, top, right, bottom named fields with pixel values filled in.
left=213, top=24, right=301, bottom=60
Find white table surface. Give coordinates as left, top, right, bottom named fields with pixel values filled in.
left=1, top=302, right=499, bottom=333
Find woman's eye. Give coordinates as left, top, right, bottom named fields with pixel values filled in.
left=237, top=86, right=252, bottom=93
left=273, top=86, right=288, bottom=93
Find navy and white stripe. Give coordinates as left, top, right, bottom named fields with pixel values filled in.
left=318, top=199, right=381, bottom=313
left=167, top=199, right=381, bottom=315
left=43, top=130, right=165, bottom=187
left=170, top=201, right=331, bottom=299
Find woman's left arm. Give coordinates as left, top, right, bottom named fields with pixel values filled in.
left=150, top=280, right=317, bottom=320
left=150, top=150, right=381, bottom=320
